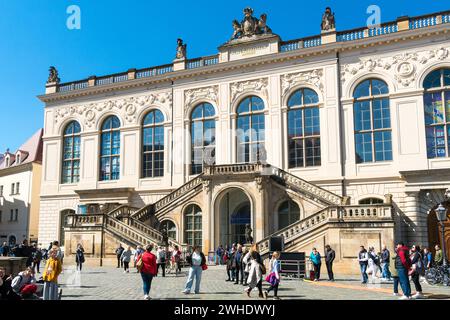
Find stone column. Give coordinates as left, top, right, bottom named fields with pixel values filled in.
left=254, top=177, right=267, bottom=241
left=404, top=191, right=428, bottom=247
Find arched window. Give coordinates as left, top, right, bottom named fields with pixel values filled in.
left=100, top=116, right=121, bottom=181
left=423, top=68, right=450, bottom=158
left=62, top=121, right=81, bottom=184
left=278, top=200, right=300, bottom=230
left=353, top=79, right=392, bottom=163
left=236, top=96, right=265, bottom=163
left=160, top=220, right=177, bottom=240
left=191, top=103, right=216, bottom=175
left=184, top=204, right=202, bottom=249
left=358, top=198, right=384, bottom=205
left=142, top=110, right=165, bottom=178
left=287, top=88, right=321, bottom=168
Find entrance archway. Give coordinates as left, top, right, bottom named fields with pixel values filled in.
left=428, top=201, right=450, bottom=259
left=217, top=188, right=252, bottom=246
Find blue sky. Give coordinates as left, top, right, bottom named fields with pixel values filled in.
left=0, top=0, right=448, bottom=152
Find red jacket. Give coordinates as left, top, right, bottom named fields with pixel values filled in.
left=140, top=252, right=157, bottom=276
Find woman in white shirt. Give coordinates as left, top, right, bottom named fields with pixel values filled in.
left=182, top=246, right=206, bottom=295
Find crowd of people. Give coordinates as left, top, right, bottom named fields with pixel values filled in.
left=0, top=240, right=66, bottom=300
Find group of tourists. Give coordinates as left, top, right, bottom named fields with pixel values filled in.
left=358, top=243, right=444, bottom=299
left=0, top=240, right=64, bottom=300
left=220, top=243, right=282, bottom=300
left=115, top=244, right=183, bottom=276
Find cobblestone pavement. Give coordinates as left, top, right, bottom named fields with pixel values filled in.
left=53, top=265, right=450, bottom=300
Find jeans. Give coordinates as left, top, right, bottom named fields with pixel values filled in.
left=360, top=263, right=368, bottom=283
left=381, top=263, right=392, bottom=279
left=157, top=263, right=166, bottom=277
left=123, top=261, right=129, bottom=272
left=326, top=261, right=334, bottom=280
left=184, top=266, right=202, bottom=293
left=141, top=273, right=154, bottom=296
left=393, top=276, right=399, bottom=294
left=43, top=281, right=59, bottom=300
left=267, top=283, right=279, bottom=297
left=117, top=256, right=122, bottom=268
left=235, top=265, right=244, bottom=283
left=313, top=263, right=321, bottom=280
left=397, top=267, right=411, bottom=297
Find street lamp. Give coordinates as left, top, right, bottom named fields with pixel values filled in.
left=435, top=203, right=448, bottom=267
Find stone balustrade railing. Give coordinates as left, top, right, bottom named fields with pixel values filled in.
left=49, top=10, right=450, bottom=94
left=65, top=214, right=104, bottom=227
left=108, top=205, right=139, bottom=219
left=204, top=163, right=261, bottom=175
left=257, top=204, right=393, bottom=255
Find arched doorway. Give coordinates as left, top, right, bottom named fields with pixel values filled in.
left=428, top=201, right=450, bottom=259
left=217, top=188, right=252, bottom=246
left=60, top=209, right=75, bottom=246
left=160, top=220, right=177, bottom=240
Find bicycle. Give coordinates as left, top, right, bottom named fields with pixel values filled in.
left=425, top=265, right=450, bottom=286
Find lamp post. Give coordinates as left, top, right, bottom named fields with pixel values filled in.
left=434, top=203, right=448, bottom=267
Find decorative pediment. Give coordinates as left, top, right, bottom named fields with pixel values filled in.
left=184, top=86, right=219, bottom=109
left=341, top=47, right=450, bottom=89
left=53, top=92, right=172, bottom=129
left=230, top=78, right=268, bottom=105
left=281, top=69, right=324, bottom=97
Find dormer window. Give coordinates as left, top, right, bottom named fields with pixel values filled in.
left=16, top=154, right=21, bottom=165
left=5, top=156, right=10, bottom=167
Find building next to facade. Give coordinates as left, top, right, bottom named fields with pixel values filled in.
left=37, top=7, right=450, bottom=272
left=0, top=129, right=43, bottom=246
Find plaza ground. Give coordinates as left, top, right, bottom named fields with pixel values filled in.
left=50, top=265, right=450, bottom=300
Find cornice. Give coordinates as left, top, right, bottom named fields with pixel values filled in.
left=38, top=23, right=450, bottom=104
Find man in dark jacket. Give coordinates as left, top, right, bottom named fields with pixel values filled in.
left=381, top=245, right=392, bottom=280
left=115, top=244, right=125, bottom=268
left=325, top=245, right=335, bottom=281
left=395, top=242, right=412, bottom=299
left=234, top=245, right=244, bottom=285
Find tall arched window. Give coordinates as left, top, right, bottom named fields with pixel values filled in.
left=423, top=68, right=450, bottom=158
left=353, top=79, right=392, bottom=163
left=100, top=116, right=121, bottom=181
left=278, top=200, right=300, bottom=230
left=62, top=121, right=81, bottom=184
left=191, top=103, right=216, bottom=175
left=236, top=96, right=265, bottom=163
left=184, top=204, right=202, bottom=249
left=287, top=88, right=321, bottom=168
left=142, top=110, right=165, bottom=178
left=160, top=220, right=177, bottom=240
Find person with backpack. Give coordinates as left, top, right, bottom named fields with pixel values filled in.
left=395, top=242, right=412, bottom=300
left=244, top=249, right=265, bottom=298
left=115, top=244, right=125, bottom=268
left=42, top=247, right=62, bottom=300
left=31, top=244, right=43, bottom=274
left=309, top=248, right=322, bottom=281
left=264, top=251, right=281, bottom=300
left=156, top=246, right=167, bottom=277
left=137, top=244, right=157, bottom=300
left=75, top=244, right=85, bottom=272
left=410, top=245, right=425, bottom=299
left=11, top=267, right=36, bottom=296
left=121, top=246, right=133, bottom=273
left=358, top=246, right=369, bottom=284
left=182, top=246, right=206, bottom=295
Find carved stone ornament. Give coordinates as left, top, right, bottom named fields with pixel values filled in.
left=230, top=7, right=272, bottom=41
left=230, top=78, right=268, bottom=105
left=341, top=47, right=450, bottom=88
left=184, top=86, right=219, bottom=109
left=53, top=92, right=172, bottom=128
left=281, top=69, right=324, bottom=97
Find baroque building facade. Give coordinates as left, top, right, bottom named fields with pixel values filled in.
left=38, top=8, right=450, bottom=271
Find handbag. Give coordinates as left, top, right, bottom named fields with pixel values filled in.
left=202, top=264, right=208, bottom=271
left=136, top=255, right=144, bottom=272
left=265, top=272, right=279, bottom=286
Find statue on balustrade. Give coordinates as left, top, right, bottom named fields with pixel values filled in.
left=321, top=7, right=336, bottom=32
left=47, top=66, right=60, bottom=84
left=175, top=38, right=187, bottom=60
left=161, top=226, right=169, bottom=247
left=245, top=224, right=254, bottom=244
left=230, top=7, right=272, bottom=40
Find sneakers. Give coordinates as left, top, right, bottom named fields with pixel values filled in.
left=244, top=288, right=251, bottom=298
left=182, top=290, right=190, bottom=295
left=412, top=292, right=426, bottom=299
left=399, top=295, right=411, bottom=300
left=144, top=295, right=149, bottom=300
left=393, top=293, right=400, bottom=296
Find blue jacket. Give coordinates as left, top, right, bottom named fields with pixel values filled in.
left=310, top=252, right=321, bottom=265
